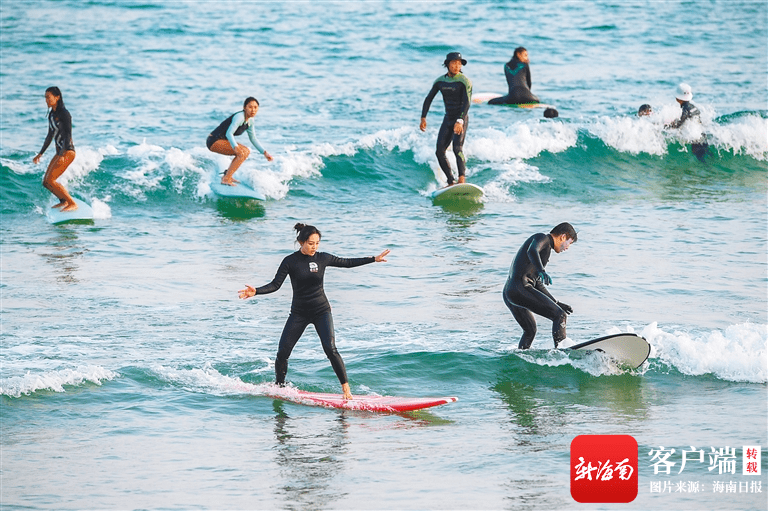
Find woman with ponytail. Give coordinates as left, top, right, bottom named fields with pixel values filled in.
left=33, top=86, right=78, bottom=211
left=239, top=223, right=390, bottom=400
left=207, top=96, right=273, bottom=186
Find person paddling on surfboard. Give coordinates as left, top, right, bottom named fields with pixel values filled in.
left=488, top=47, right=540, bottom=106
left=239, top=223, right=390, bottom=401
left=420, top=51, right=472, bottom=187
left=503, top=222, right=577, bottom=349
left=33, top=87, right=78, bottom=212
left=207, top=97, right=273, bottom=186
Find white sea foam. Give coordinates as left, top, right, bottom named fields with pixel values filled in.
left=90, top=197, right=112, bottom=220
left=0, top=365, right=119, bottom=398
left=641, top=321, right=767, bottom=384
left=152, top=361, right=283, bottom=397
left=707, top=114, right=768, bottom=161
left=588, top=106, right=768, bottom=160
left=587, top=115, right=669, bottom=155
left=196, top=147, right=321, bottom=201
left=513, top=322, right=767, bottom=382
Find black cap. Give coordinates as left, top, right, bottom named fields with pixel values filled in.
left=444, top=52, right=467, bottom=66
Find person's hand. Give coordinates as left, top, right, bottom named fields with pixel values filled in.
left=558, top=301, right=573, bottom=314
left=33, top=154, right=42, bottom=164
left=538, top=270, right=552, bottom=285
left=453, top=121, right=464, bottom=135
left=375, top=249, right=390, bottom=262
left=238, top=285, right=256, bottom=299
left=419, top=118, right=427, bottom=132
left=264, top=151, right=273, bottom=162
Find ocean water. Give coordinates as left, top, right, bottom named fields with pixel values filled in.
left=1, top=1, right=767, bottom=509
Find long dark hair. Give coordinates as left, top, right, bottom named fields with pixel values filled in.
left=507, top=46, right=527, bottom=66
left=45, top=86, right=65, bottom=111
left=294, top=223, right=321, bottom=243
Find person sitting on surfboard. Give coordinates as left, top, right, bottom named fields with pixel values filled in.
left=420, top=51, right=472, bottom=187
left=488, top=47, right=540, bottom=105
left=33, top=87, right=78, bottom=212
left=666, top=83, right=708, bottom=161
left=503, top=222, right=577, bottom=349
left=207, top=97, right=273, bottom=186
left=239, top=223, right=390, bottom=401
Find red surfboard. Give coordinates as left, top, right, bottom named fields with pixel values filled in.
left=261, top=385, right=457, bottom=412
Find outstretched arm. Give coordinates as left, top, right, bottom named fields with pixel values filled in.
left=238, top=258, right=290, bottom=299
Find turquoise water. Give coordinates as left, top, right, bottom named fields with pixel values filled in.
left=2, top=1, right=767, bottom=509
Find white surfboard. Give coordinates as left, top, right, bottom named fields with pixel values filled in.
left=210, top=181, right=265, bottom=201
left=46, top=197, right=94, bottom=224
left=472, top=92, right=503, bottom=104
left=569, top=333, right=651, bottom=369
left=430, top=183, right=484, bottom=202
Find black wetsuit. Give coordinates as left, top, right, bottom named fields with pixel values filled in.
left=39, top=106, right=75, bottom=156
left=502, top=233, right=567, bottom=349
left=255, top=251, right=375, bottom=385
left=421, top=73, right=472, bottom=185
left=670, top=101, right=708, bottom=161
left=488, top=59, right=539, bottom=105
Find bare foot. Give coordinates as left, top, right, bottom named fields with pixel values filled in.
left=61, top=202, right=78, bottom=212
left=341, top=383, right=353, bottom=401
left=458, top=176, right=466, bottom=184
left=220, top=179, right=237, bottom=187
left=52, top=201, right=67, bottom=209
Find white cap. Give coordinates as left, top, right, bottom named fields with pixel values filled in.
left=676, top=83, right=693, bottom=102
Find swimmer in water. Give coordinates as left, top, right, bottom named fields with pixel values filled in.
left=502, top=223, right=577, bottom=349
left=638, top=104, right=652, bottom=116
left=489, top=47, right=540, bottom=105
left=420, top=52, right=472, bottom=186
left=239, top=223, right=390, bottom=401
left=33, top=87, right=78, bottom=212
left=207, top=97, right=273, bottom=186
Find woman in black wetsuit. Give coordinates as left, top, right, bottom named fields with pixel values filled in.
left=239, top=223, right=390, bottom=400
left=488, top=47, right=540, bottom=105
left=33, top=87, right=78, bottom=211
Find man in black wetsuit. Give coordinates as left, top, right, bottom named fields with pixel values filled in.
left=503, top=223, right=577, bottom=349
left=667, top=83, right=708, bottom=161
left=420, top=51, right=472, bottom=186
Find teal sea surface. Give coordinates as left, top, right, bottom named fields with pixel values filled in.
left=1, top=1, right=767, bottom=509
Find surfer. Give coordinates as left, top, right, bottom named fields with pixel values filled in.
left=239, top=223, right=390, bottom=401
left=666, top=83, right=708, bottom=161
left=33, top=87, right=78, bottom=212
left=488, top=47, right=540, bottom=105
left=638, top=104, right=652, bottom=117
left=420, top=51, right=472, bottom=186
left=503, top=222, right=577, bottom=349
left=207, top=97, right=273, bottom=186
